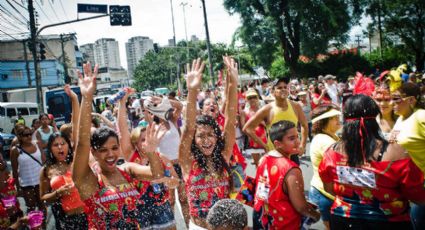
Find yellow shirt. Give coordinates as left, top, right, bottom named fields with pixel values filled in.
left=266, top=100, right=298, bottom=150
left=396, top=109, right=425, bottom=173
left=309, top=133, right=337, bottom=200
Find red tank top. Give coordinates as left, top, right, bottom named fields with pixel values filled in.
left=244, top=112, right=267, bottom=149
left=50, top=170, right=84, bottom=212
left=185, top=160, right=230, bottom=219
left=129, top=150, right=149, bottom=166
left=254, top=153, right=301, bottom=230
left=83, top=169, right=144, bottom=230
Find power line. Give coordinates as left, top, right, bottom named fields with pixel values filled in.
left=0, top=28, right=22, bottom=41
left=46, top=0, right=62, bottom=22
left=5, top=0, right=29, bottom=22
left=0, top=21, right=27, bottom=33
left=0, top=5, right=28, bottom=26
left=10, top=0, right=27, bottom=10
left=0, top=13, right=28, bottom=32
left=35, top=0, right=53, bottom=24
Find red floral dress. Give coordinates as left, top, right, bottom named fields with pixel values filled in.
left=319, top=148, right=425, bottom=222
left=84, top=169, right=147, bottom=229
left=185, top=160, right=230, bottom=219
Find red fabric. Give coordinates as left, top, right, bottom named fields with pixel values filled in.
left=253, top=155, right=301, bottom=229
left=319, top=148, right=425, bottom=221
left=50, top=171, right=84, bottom=212
left=353, top=72, right=375, bottom=96
left=311, top=93, right=331, bottom=109
left=84, top=169, right=145, bottom=229
left=0, top=177, right=21, bottom=229
left=216, top=114, right=247, bottom=169
left=185, top=160, right=230, bottom=218
left=245, top=112, right=267, bottom=149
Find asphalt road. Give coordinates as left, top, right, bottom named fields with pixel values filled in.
left=8, top=143, right=324, bottom=230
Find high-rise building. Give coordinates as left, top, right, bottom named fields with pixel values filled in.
left=191, top=35, right=199, bottom=42
left=125, top=36, right=154, bottom=78
left=93, top=38, right=121, bottom=69
left=79, top=43, right=95, bottom=64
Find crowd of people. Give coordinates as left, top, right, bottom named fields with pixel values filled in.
left=1, top=57, right=425, bottom=230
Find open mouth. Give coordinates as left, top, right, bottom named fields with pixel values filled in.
left=105, top=158, right=117, bottom=166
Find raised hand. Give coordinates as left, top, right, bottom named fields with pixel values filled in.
left=64, top=84, right=76, bottom=98
left=78, top=62, right=98, bottom=98
left=185, top=58, right=205, bottom=91
left=223, top=56, right=238, bottom=83
left=119, top=87, right=136, bottom=104
left=143, top=123, right=167, bottom=153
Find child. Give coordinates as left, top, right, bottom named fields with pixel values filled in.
left=0, top=158, right=24, bottom=229
left=206, top=199, right=248, bottom=230
left=253, top=120, right=320, bottom=229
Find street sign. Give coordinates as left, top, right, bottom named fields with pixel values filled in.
left=77, top=4, right=108, bottom=14
left=109, top=5, right=132, bottom=26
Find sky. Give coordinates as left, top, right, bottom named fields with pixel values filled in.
left=2, top=0, right=367, bottom=69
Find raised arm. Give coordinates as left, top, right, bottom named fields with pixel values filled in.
left=117, top=88, right=136, bottom=159
left=178, top=58, right=205, bottom=178
left=64, top=84, right=80, bottom=144
left=72, top=63, right=99, bottom=200
left=126, top=123, right=165, bottom=180
left=222, top=56, right=238, bottom=162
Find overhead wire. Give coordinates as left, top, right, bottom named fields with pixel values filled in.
left=4, top=0, right=29, bottom=22
left=46, top=0, right=62, bottom=22
left=35, top=0, right=53, bottom=24
left=0, top=5, right=28, bottom=26
left=0, top=13, right=28, bottom=32
left=0, top=28, right=22, bottom=41
left=10, top=0, right=27, bottom=10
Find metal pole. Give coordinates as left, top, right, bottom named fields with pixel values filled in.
left=377, top=0, right=383, bottom=58
left=23, top=40, right=32, bottom=87
left=170, top=0, right=177, bottom=46
left=200, top=0, right=214, bottom=85
left=28, top=0, right=43, bottom=112
left=180, top=2, right=190, bottom=60
left=60, top=34, right=69, bottom=84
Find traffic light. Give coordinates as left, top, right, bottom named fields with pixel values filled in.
left=153, top=43, right=159, bottom=53
left=109, top=5, right=131, bottom=26
left=39, top=43, right=46, bottom=60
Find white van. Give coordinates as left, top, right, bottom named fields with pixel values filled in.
left=0, top=102, right=39, bottom=133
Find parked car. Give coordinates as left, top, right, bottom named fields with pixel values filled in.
left=0, top=102, right=39, bottom=134
left=154, top=87, right=170, bottom=96
left=140, top=90, right=154, bottom=100
left=0, top=131, right=15, bottom=159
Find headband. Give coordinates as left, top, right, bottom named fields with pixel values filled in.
left=311, top=109, right=341, bottom=124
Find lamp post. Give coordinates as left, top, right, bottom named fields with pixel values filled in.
left=200, top=0, right=214, bottom=85
left=180, top=2, right=190, bottom=60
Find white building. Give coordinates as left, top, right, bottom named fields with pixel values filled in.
left=125, top=36, right=154, bottom=78
left=93, top=38, right=121, bottom=69
left=80, top=43, right=95, bottom=64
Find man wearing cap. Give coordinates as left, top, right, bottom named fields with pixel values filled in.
left=243, top=78, right=308, bottom=160
left=324, top=75, right=339, bottom=105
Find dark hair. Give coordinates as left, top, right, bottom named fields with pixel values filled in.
left=168, top=91, right=176, bottom=98
left=45, top=132, right=73, bottom=169
left=206, top=199, right=247, bottom=230
left=31, top=118, right=40, bottom=127
left=311, top=104, right=339, bottom=135
left=91, top=127, right=119, bottom=150
left=39, top=113, right=49, bottom=120
left=272, top=78, right=289, bottom=89
left=191, top=115, right=230, bottom=175
left=91, top=117, right=100, bottom=128
left=269, top=120, right=296, bottom=143
left=398, top=82, right=424, bottom=109
left=342, top=94, right=386, bottom=167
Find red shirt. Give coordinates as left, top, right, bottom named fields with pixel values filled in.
left=185, top=160, right=230, bottom=219
left=253, top=154, right=301, bottom=229
left=50, top=170, right=85, bottom=212
left=319, top=148, right=425, bottom=222
left=84, top=169, right=146, bottom=230
left=311, top=93, right=331, bottom=109
left=244, top=112, right=267, bottom=149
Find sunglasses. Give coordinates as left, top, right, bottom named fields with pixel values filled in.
left=247, top=96, right=258, bottom=100
left=375, top=98, right=391, bottom=103
left=20, top=132, right=32, bottom=137
left=391, top=96, right=411, bottom=103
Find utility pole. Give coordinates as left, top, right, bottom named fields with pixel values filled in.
left=28, top=0, right=43, bottom=112
left=180, top=2, right=190, bottom=60
left=200, top=0, right=214, bottom=85
left=60, top=34, right=70, bottom=84
left=22, top=40, right=32, bottom=87
left=169, top=0, right=177, bottom=47
left=355, top=35, right=362, bottom=49
left=377, top=0, right=383, bottom=58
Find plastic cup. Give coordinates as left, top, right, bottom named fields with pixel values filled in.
left=1, top=196, right=16, bottom=208
left=28, top=210, right=44, bottom=229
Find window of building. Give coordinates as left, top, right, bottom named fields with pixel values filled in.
left=11, top=70, right=23, bottom=80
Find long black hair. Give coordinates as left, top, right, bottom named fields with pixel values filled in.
left=342, top=94, right=387, bottom=167
left=44, top=132, right=73, bottom=176
left=191, top=115, right=230, bottom=175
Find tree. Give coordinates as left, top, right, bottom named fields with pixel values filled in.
left=223, top=0, right=363, bottom=75
left=382, top=0, right=425, bottom=71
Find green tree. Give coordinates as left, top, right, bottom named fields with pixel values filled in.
left=223, top=0, right=363, bottom=75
